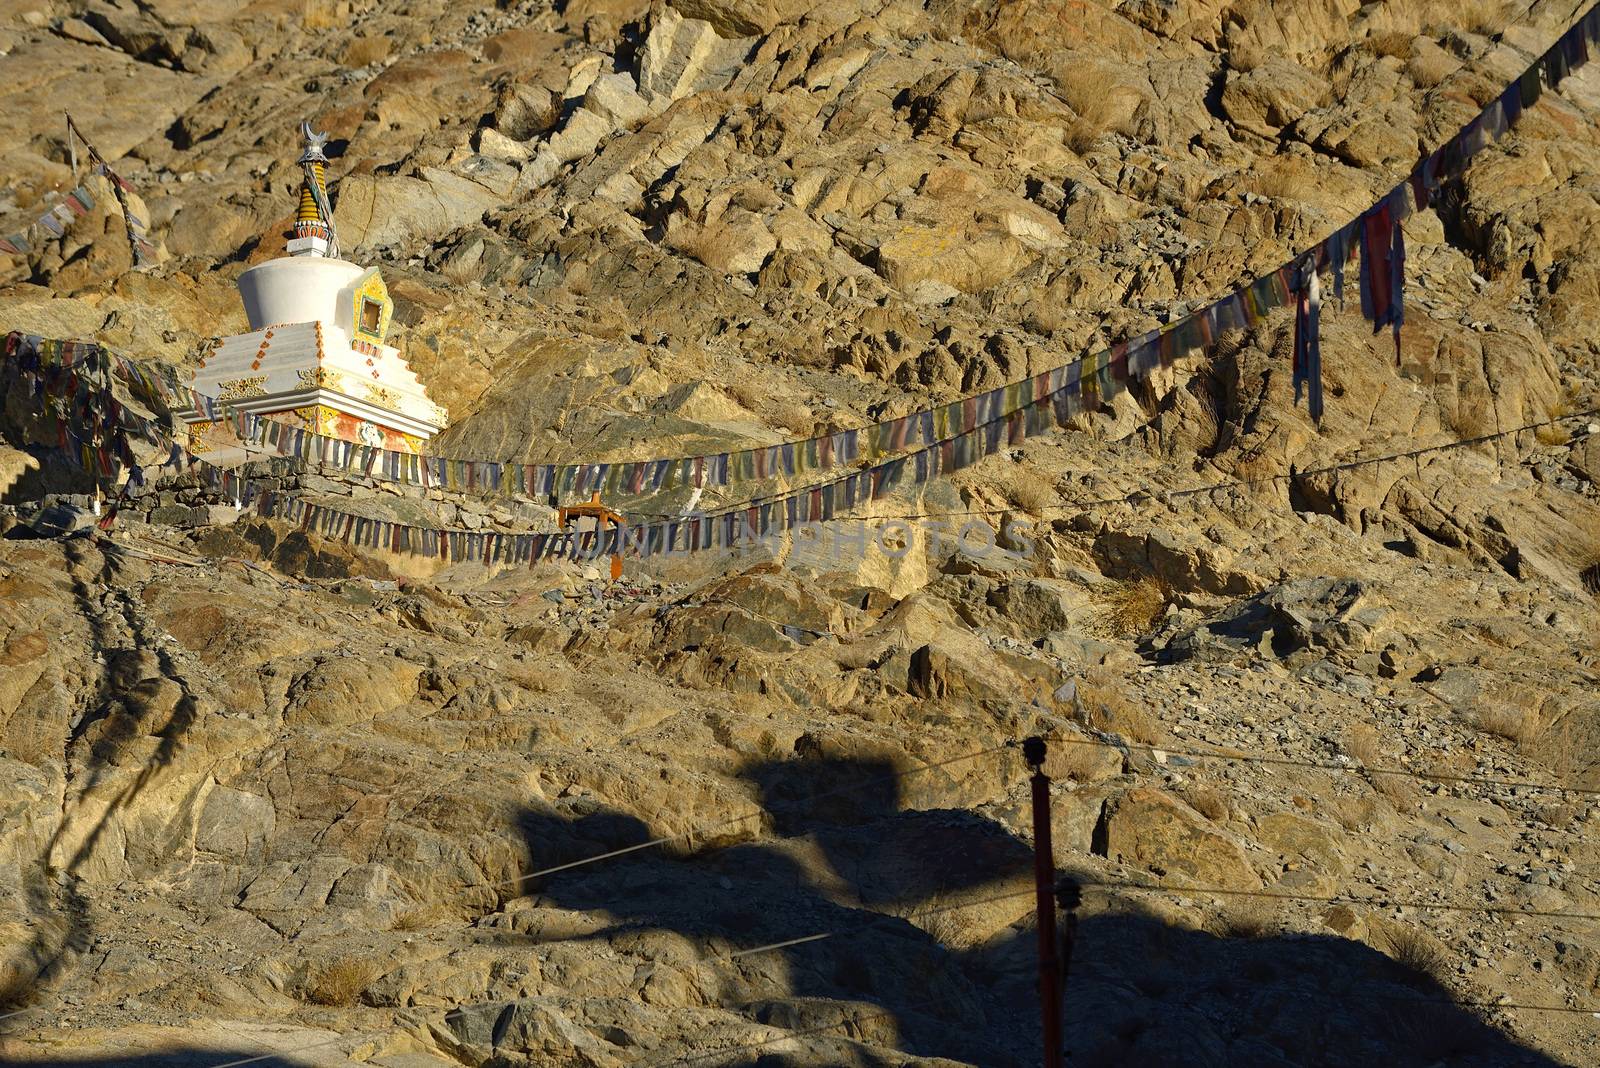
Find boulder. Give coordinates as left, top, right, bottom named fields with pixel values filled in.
left=165, top=200, right=261, bottom=258
left=668, top=0, right=815, bottom=36
left=546, top=107, right=615, bottom=165
left=476, top=127, right=533, bottom=163
left=875, top=226, right=1033, bottom=294
left=989, top=578, right=1095, bottom=636
left=492, top=81, right=562, bottom=140
left=482, top=26, right=566, bottom=71
left=1092, top=527, right=1257, bottom=596
left=1221, top=59, right=1329, bottom=137
left=638, top=8, right=754, bottom=103
left=1052, top=782, right=1120, bottom=854
left=1253, top=812, right=1349, bottom=876
left=457, top=997, right=623, bottom=1065
left=23, top=502, right=96, bottom=536
left=194, top=786, right=274, bottom=859
left=1163, top=578, right=1396, bottom=664
left=1096, top=788, right=1261, bottom=889
left=582, top=73, right=653, bottom=129
left=284, top=655, right=423, bottom=728
left=335, top=171, right=500, bottom=252
left=0, top=447, right=41, bottom=502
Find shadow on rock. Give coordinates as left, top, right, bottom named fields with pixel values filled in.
left=743, top=753, right=1033, bottom=908
left=0, top=1052, right=273, bottom=1067
left=1, top=541, right=204, bottom=1035
left=495, top=752, right=1043, bottom=1066
left=1061, top=901, right=1573, bottom=1068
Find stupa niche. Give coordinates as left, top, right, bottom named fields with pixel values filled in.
left=178, top=122, right=447, bottom=459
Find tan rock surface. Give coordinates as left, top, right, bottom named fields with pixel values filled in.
left=3, top=0, right=1600, bottom=1064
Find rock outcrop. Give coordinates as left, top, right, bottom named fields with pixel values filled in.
left=2, top=0, right=1600, bottom=1064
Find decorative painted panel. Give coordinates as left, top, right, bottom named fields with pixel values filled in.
left=217, top=375, right=268, bottom=401
left=348, top=268, right=392, bottom=344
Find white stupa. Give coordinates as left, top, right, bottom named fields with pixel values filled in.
left=179, top=121, right=447, bottom=458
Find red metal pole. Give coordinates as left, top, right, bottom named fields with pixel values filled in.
left=1024, top=736, right=1064, bottom=1068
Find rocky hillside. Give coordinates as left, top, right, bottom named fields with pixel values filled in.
left=3, top=0, right=1600, bottom=1064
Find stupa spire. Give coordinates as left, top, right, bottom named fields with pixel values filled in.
left=176, top=119, right=446, bottom=463
left=291, top=120, right=339, bottom=259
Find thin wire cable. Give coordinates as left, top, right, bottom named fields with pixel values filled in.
left=719, top=888, right=1038, bottom=962
left=646, top=985, right=1600, bottom=1068
left=10, top=17, right=1596, bottom=1068
left=207, top=1032, right=383, bottom=1068
left=491, top=742, right=1014, bottom=890
left=648, top=1002, right=906, bottom=1066
left=1037, top=728, right=1600, bottom=798
left=1077, top=879, right=1600, bottom=923
left=716, top=879, right=1600, bottom=976
left=18, top=845, right=1590, bottom=1063
left=1249, top=992, right=1600, bottom=1017
left=670, top=407, right=1600, bottom=527
left=499, top=708, right=1594, bottom=895
left=598, top=0, right=1571, bottom=524
left=656, top=864, right=1600, bottom=1064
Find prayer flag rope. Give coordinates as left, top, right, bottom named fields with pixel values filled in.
left=4, top=322, right=1113, bottom=564
left=1, top=0, right=1588, bottom=502
left=65, top=114, right=157, bottom=267
left=3, top=117, right=155, bottom=265
left=76, top=0, right=1593, bottom=491
left=4, top=0, right=1597, bottom=559
left=0, top=180, right=102, bottom=259
left=6, top=310, right=1599, bottom=567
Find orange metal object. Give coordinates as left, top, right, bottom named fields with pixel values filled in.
left=557, top=491, right=625, bottom=582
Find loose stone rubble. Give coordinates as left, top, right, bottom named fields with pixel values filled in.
left=2, top=0, right=1600, bottom=1065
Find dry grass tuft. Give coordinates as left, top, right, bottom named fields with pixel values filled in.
left=1214, top=899, right=1275, bottom=940
left=1366, top=31, right=1415, bottom=60
left=1536, top=402, right=1574, bottom=447
left=1005, top=475, right=1058, bottom=515
left=1055, top=735, right=1120, bottom=782
left=1458, top=0, right=1511, bottom=36
left=1247, top=157, right=1317, bottom=201
left=341, top=35, right=392, bottom=68
left=1536, top=800, right=1581, bottom=829
left=1535, top=422, right=1572, bottom=446
left=1397, top=999, right=1494, bottom=1060
left=1329, top=792, right=1384, bottom=832
left=1052, top=66, right=1114, bottom=117
left=1185, top=787, right=1230, bottom=822
left=1369, top=769, right=1418, bottom=807
left=1056, top=76, right=1140, bottom=155
left=1475, top=705, right=1541, bottom=751
left=392, top=903, right=454, bottom=931
left=0, top=961, right=36, bottom=1011
left=300, top=0, right=343, bottom=30
left=726, top=382, right=816, bottom=438
left=1066, top=119, right=1104, bottom=155
left=1581, top=560, right=1600, bottom=598
left=306, top=956, right=380, bottom=1007
left=1342, top=723, right=1382, bottom=766
left=773, top=402, right=819, bottom=437
left=1076, top=668, right=1163, bottom=745
left=1344, top=725, right=1417, bottom=806
left=1382, top=924, right=1454, bottom=987
left=1099, top=575, right=1170, bottom=638
left=1228, top=45, right=1266, bottom=74
left=1407, top=49, right=1459, bottom=89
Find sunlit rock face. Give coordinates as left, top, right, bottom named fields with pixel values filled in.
left=2, top=0, right=1600, bottom=1065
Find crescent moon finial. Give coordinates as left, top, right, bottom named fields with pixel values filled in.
left=297, top=119, right=330, bottom=163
